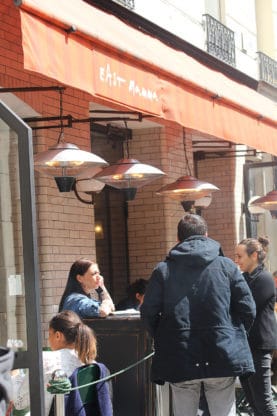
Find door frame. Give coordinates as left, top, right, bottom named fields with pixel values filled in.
left=0, top=100, right=44, bottom=414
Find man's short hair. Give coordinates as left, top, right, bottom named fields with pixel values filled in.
left=177, top=213, right=208, bottom=241
left=127, top=278, right=148, bottom=297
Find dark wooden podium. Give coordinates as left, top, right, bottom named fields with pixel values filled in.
left=84, top=315, right=155, bottom=416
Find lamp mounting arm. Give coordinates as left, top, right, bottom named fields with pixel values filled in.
left=0, top=85, right=147, bottom=130
left=72, top=182, right=95, bottom=205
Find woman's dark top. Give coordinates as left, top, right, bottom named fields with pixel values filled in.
left=243, top=264, right=277, bottom=351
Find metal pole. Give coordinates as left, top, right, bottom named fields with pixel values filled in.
left=51, top=370, right=68, bottom=416
left=55, top=394, right=65, bottom=416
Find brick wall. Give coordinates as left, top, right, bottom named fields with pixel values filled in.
left=128, top=123, right=192, bottom=280
left=197, top=156, right=237, bottom=260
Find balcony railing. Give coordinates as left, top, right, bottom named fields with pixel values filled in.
left=203, top=14, right=236, bottom=67
left=257, top=52, right=277, bottom=88
left=112, top=0, right=135, bottom=10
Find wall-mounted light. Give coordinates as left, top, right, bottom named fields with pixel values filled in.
left=156, top=175, right=219, bottom=209
left=94, top=158, right=165, bottom=200
left=95, top=221, right=104, bottom=239
left=247, top=195, right=266, bottom=222
left=34, top=90, right=108, bottom=192
left=34, top=141, right=108, bottom=192
left=249, top=190, right=277, bottom=219
left=94, top=122, right=165, bottom=200
left=156, top=128, right=219, bottom=209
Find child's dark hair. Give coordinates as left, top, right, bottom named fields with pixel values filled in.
left=126, top=278, right=148, bottom=300
left=49, top=310, right=97, bottom=364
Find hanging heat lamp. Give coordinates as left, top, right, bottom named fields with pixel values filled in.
left=94, top=158, right=165, bottom=200
left=156, top=128, right=219, bottom=210
left=34, top=90, right=108, bottom=192
left=93, top=123, right=165, bottom=200
left=249, top=190, right=277, bottom=218
left=156, top=175, right=219, bottom=205
left=34, top=141, right=108, bottom=192
left=247, top=195, right=266, bottom=222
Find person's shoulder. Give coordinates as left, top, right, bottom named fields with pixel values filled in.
left=260, top=269, right=274, bottom=279
left=214, top=255, right=242, bottom=278
left=155, top=259, right=167, bottom=268
left=62, top=293, right=90, bottom=312
left=43, top=348, right=78, bottom=359
left=94, top=361, right=110, bottom=371
left=65, top=292, right=86, bottom=301
left=152, top=260, right=169, bottom=278
left=258, top=269, right=275, bottom=285
left=69, top=292, right=85, bottom=297
left=215, top=254, right=237, bottom=268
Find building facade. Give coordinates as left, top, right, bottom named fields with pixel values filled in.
left=0, top=0, right=276, bottom=413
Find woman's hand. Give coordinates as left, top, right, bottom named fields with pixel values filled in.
left=99, top=301, right=114, bottom=317
left=98, top=275, right=105, bottom=288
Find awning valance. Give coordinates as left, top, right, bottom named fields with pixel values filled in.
left=15, top=0, right=277, bottom=154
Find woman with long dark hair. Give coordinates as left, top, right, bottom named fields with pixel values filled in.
left=59, top=258, right=114, bottom=318
left=235, top=237, right=277, bottom=415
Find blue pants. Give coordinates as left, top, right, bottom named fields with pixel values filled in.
left=240, top=350, right=277, bottom=416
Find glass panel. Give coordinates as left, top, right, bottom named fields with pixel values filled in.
left=247, top=164, right=277, bottom=272
left=0, top=119, right=27, bottom=351
left=11, top=368, right=30, bottom=415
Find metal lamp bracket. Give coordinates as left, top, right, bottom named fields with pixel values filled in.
left=0, top=85, right=148, bottom=130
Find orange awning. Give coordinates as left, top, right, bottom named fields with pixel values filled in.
left=16, top=0, right=277, bottom=154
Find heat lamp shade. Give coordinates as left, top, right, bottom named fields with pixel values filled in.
left=34, top=142, right=108, bottom=176
left=249, top=190, right=277, bottom=211
left=93, top=158, right=165, bottom=189
left=248, top=196, right=267, bottom=215
left=156, top=175, right=219, bottom=201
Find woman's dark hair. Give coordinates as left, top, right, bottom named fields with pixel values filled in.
left=59, top=258, right=96, bottom=312
left=177, top=214, right=208, bottom=241
left=238, top=236, right=269, bottom=264
left=49, top=310, right=97, bottom=364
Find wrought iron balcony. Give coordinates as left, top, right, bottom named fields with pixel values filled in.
left=112, top=0, right=135, bottom=10
left=203, top=14, right=236, bottom=67
left=257, top=52, right=277, bottom=88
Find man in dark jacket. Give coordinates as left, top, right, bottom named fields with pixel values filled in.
left=141, top=214, right=256, bottom=416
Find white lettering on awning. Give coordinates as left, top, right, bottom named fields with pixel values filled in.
left=99, top=64, right=159, bottom=102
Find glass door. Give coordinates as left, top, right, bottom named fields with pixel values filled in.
left=244, top=160, right=277, bottom=272
left=0, top=100, right=44, bottom=414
